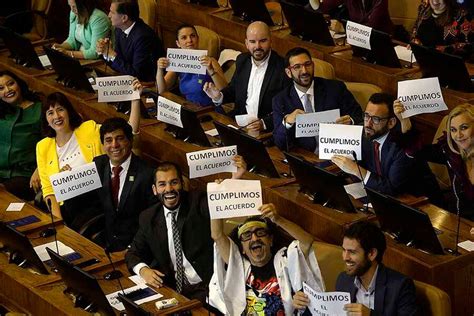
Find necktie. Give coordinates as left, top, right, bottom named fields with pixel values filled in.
left=111, top=165, right=122, bottom=209
left=170, top=211, right=189, bottom=293
left=303, top=93, right=313, bottom=113
left=373, top=141, right=382, bottom=176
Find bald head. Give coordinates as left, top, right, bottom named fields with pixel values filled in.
left=245, top=21, right=272, bottom=62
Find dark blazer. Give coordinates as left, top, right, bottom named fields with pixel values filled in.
left=125, top=191, right=214, bottom=288
left=360, top=132, right=415, bottom=196
left=272, top=77, right=363, bottom=151
left=111, top=19, right=164, bottom=82
left=336, top=264, right=417, bottom=316
left=221, top=51, right=289, bottom=131
left=94, top=153, right=157, bottom=251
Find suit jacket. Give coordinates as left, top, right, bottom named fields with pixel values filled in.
left=336, top=264, right=417, bottom=316
left=361, top=132, right=415, bottom=196
left=221, top=51, right=289, bottom=131
left=272, top=77, right=363, bottom=151
left=94, top=153, right=157, bottom=251
left=125, top=191, right=214, bottom=288
left=111, top=19, right=164, bottom=82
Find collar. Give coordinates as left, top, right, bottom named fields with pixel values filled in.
left=164, top=205, right=181, bottom=218
left=123, top=22, right=136, bottom=37
left=354, top=264, right=379, bottom=293
left=294, top=80, right=314, bottom=99
left=109, top=152, right=132, bottom=172
left=251, top=50, right=271, bottom=68
left=373, top=131, right=389, bottom=148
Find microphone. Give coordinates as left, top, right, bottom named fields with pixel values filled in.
left=40, top=199, right=60, bottom=253
left=352, top=150, right=370, bottom=213
left=442, top=148, right=462, bottom=256
left=103, top=246, right=125, bottom=281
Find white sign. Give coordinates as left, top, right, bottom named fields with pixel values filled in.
left=187, top=145, right=237, bottom=179
left=346, top=21, right=372, bottom=50
left=397, top=77, right=448, bottom=119
left=303, top=282, right=350, bottom=316
left=50, top=162, right=102, bottom=202
left=235, top=114, right=258, bottom=127
left=166, top=48, right=208, bottom=75
left=96, top=75, right=140, bottom=102
left=318, top=123, right=363, bottom=160
left=157, top=96, right=183, bottom=128
left=207, top=179, right=262, bottom=219
left=295, top=109, right=340, bottom=138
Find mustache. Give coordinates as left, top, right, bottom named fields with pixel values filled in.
left=249, top=240, right=265, bottom=249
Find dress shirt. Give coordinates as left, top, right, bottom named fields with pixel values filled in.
left=363, top=132, right=389, bottom=184
left=108, top=153, right=132, bottom=204
left=245, top=51, right=271, bottom=117
left=354, top=264, right=379, bottom=310
left=132, top=205, right=203, bottom=285
left=284, top=81, right=315, bottom=129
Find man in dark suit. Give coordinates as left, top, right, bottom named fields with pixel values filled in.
left=293, top=221, right=417, bottom=315
left=330, top=93, right=415, bottom=196
left=94, top=117, right=156, bottom=251
left=96, top=0, right=163, bottom=82
left=204, top=21, right=289, bottom=132
left=272, top=47, right=363, bottom=152
left=125, top=162, right=214, bottom=302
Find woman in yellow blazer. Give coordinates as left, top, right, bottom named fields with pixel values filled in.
left=36, top=80, right=142, bottom=228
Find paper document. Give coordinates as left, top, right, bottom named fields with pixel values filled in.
left=35, top=241, right=75, bottom=262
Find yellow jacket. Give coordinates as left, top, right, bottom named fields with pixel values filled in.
left=36, top=120, right=104, bottom=197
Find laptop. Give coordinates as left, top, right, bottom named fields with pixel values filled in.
left=229, top=0, right=274, bottom=26
left=0, top=26, right=46, bottom=70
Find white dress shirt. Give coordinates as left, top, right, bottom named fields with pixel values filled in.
left=284, top=81, right=315, bottom=129
left=245, top=51, right=271, bottom=117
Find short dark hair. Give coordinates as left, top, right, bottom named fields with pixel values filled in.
left=343, top=221, right=386, bottom=263
left=176, top=24, right=198, bottom=40
left=368, top=93, right=396, bottom=117
left=0, top=70, right=40, bottom=117
left=99, top=117, right=133, bottom=144
left=41, top=92, right=83, bottom=138
left=153, top=161, right=183, bottom=184
left=284, top=47, right=312, bottom=68
left=113, top=0, right=139, bottom=22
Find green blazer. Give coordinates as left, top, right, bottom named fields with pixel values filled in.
left=65, top=8, right=111, bottom=59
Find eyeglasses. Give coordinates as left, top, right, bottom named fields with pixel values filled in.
left=239, top=227, right=269, bottom=242
left=363, top=113, right=390, bottom=125
left=287, top=60, right=313, bottom=71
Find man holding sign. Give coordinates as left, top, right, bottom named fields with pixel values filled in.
left=331, top=93, right=415, bottom=195
left=209, top=203, right=325, bottom=315
left=156, top=25, right=227, bottom=107
left=126, top=157, right=245, bottom=303
left=293, top=221, right=417, bottom=315
left=272, top=47, right=363, bottom=152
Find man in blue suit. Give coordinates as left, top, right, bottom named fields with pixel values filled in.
left=293, top=221, right=418, bottom=315
left=272, top=47, right=363, bottom=152
left=97, top=0, right=164, bottom=82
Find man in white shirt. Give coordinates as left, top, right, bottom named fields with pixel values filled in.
left=204, top=21, right=289, bottom=132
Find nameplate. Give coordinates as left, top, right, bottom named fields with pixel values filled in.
left=398, top=77, right=448, bottom=119
left=295, top=109, right=340, bottom=138
left=157, top=96, right=183, bottom=128
left=303, top=282, right=351, bottom=315
left=318, top=123, right=363, bottom=160
left=96, top=75, right=140, bottom=103
left=50, top=162, right=102, bottom=202
left=207, top=179, right=262, bottom=219
left=346, top=21, right=372, bottom=50
left=187, top=146, right=237, bottom=179
left=166, top=48, right=208, bottom=75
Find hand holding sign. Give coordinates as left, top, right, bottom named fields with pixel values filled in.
left=157, top=57, right=170, bottom=69
left=203, top=82, right=221, bottom=101
left=393, top=99, right=412, bottom=134
left=292, top=291, right=310, bottom=311
left=331, top=155, right=360, bottom=178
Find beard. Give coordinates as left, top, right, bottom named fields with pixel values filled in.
left=158, top=189, right=182, bottom=210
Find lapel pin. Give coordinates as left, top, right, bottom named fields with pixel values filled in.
left=129, top=176, right=135, bottom=182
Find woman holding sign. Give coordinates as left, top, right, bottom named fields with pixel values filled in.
left=395, top=101, right=474, bottom=220
left=0, top=70, right=42, bottom=201
left=156, top=24, right=227, bottom=107
left=36, top=79, right=143, bottom=229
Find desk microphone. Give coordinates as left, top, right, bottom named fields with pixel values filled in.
left=40, top=199, right=59, bottom=253
left=352, top=150, right=370, bottom=213
left=103, top=246, right=124, bottom=281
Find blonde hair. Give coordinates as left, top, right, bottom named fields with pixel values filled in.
left=446, top=103, right=474, bottom=159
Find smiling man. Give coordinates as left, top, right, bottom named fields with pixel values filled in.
left=209, top=204, right=325, bottom=315
left=93, top=117, right=156, bottom=251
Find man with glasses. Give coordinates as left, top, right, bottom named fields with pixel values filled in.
left=331, top=93, right=415, bottom=195
left=272, top=47, right=362, bottom=152
left=209, top=203, right=325, bottom=315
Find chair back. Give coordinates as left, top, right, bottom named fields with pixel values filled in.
left=388, top=0, right=419, bottom=32
left=138, top=0, right=157, bottom=30
left=344, top=82, right=382, bottom=111
left=414, top=280, right=451, bottom=316
left=195, top=25, right=221, bottom=59
left=312, top=241, right=344, bottom=291
left=27, top=0, right=52, bottom=41
left=312, top=57, right=336, bottom=80
left=429, top=115, right=451, bottom=190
